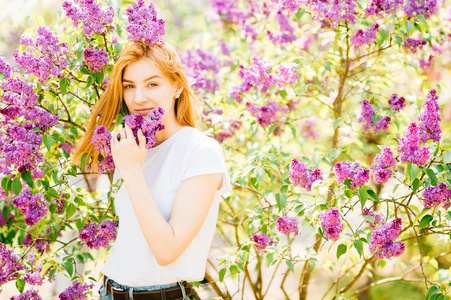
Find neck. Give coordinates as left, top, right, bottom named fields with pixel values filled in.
left=154, top=116, right=184, bottom=147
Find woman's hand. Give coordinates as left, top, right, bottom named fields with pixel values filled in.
left=110, top=123, right=147, bottom=179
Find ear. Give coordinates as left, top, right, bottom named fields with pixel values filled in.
left=175, top=86, right=183, bottom=97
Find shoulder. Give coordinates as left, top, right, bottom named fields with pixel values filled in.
left=179, top=126, right=221, bottom=151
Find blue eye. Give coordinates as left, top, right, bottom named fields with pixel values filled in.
left=124, top=84, right=134, bottom=89
left=148, top=83, right=158, bottom=87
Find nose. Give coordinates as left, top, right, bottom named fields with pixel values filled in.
left=134, top=86, right=148, bottom=105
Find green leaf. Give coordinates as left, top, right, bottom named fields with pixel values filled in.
left=333, top=117, right=343, bottom=130
left=412, top=178, right=420, bottom=193
left=394, top=35, right=402, bottom=47
left=76, top=218, right=84, bottom=232
left=426, top=286, right=440, bottom=300
left=354, top=239, right=363, bottom=257
left=21, top=171, right=34, bottom=188
left=337, top=244, right=347, bottom=260
left=286, top=260, right=295, bottom=273
left=425, top=169, right=438, bottom=186
left=60, top=77, right=71, bottom=95
left=219, top=268, right=226, bottom=282
left=344, top=189, right=353, bottom=199
left=12, top=178, right=23, bottom=196
left=16, top=277, right=26, bottom=293
left=377, top=30, right=389, bottom=48
left=275, top=193, right=287, bottom=211
left=41, top=263, right=53, bottom=279
left=279, top=89, right=287, bottom=99
left=81, top=153, right=88, bottom=172
left=363, top=215, right=375, bottom=223
left=1, top=176, right=11, bottom=196
left=418, top=214, right=433, bottom=228
left=66, top=203, right=76, bottom=219
left=404, top=20, right=414, bottom=35
left=358, top=187, right=368, bottom=207
left=46, top=188, right=59, bottom=199
left=366, top=190, right=380, bottom=203
left=43, top=134, right=55, bottom=151
left=62, top=259, right=74, bottom=277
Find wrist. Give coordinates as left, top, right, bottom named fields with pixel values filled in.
left=120, top=167, right=142, bottom=181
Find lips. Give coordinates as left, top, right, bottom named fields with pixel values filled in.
left=136, top=108, right=154, bottom=114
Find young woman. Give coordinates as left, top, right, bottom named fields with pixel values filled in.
left=72, top=41, right=230, bottom=300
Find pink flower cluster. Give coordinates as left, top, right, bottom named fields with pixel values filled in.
left=369, top=218, right=405, bottom=259
left=268, top=10, right=297, bottom=45
left=358, top=100, right=391, bottom=133
left=0, top=242, right=24, bottom=286
left=299, top=116, right=320, bottom=139
left=79, top=220, right=118, bottom=250
left=276, top=216, right=300, bottom=235
left=419, top=55, right=433, bottom=72
left=334, top=161, right=370, bottom=189
left=365, top=0, right=403, bottom=16
left=180, top=49, right=222, bottom=92
left=0, top=55, right=17, bottom=79
left=397, top=122, right=430, bottom=166
left=403, top=38, right=427, bottom=53
left=126, top=0, right=166, bottom=45
left=370, top=147, right=396, bottom=184
left=123, top=108, right=165, bottom=148
left=362, top=208, right=382, bottom=229
left=62, top=0, right=114, bottom=37
left=12, top=188, right=48, bottom=226
left=11, top=290, right=42, bottom=300
left=83, top=48, right=109, bottom=73
left=289, top=158, right=323, bottom=191
left=421, top=183, right=451, bottom=209
left=271, top=0, right=302, bottom=14
left=350, top=24, right=380, bottom=50
left=306, top=0, right=358, bottom=30
left=212, top=119, right=242, bottom=143
left=320, top=207, right=343, bottom=241
left=404, top=0, right=438, bottom=19
left=252, top=233, right=277, bottom=251
left=58, top=280, right=94, bottom=300
left=230, top=57, right=299, bottom=102
left=387, top=93, right=406, bottom=112
left=89, top=125, right=114, bottom=173
left=14, top=26, right=68, bottom=84
left=246, top=101, right=288, bottom=128
left=418, top=89, right=441, bottom=143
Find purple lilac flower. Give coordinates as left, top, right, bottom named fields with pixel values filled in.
left=334, top=161, right=370, bottom=189
left=369, top=218, right=405, bottom=259
left=362, top=207, right=382, bottom=229
left=422, top=183, right=451, bottom=208
left=289, top=158, right=323, bottom=191
left=62, top=0, right=114, bottom=37
left=210, top=0, right=249, bottom=24
left=220, top=42, right=231, bottom=56
left=388, top=94, right=406, bottom=112
left=123, top=108, right=165, bottom=149
left=11, top=290, right=42, bottom=300
left=271, top=0, right=301, bottom=13
left=83, top=48, right=109, bottom=73
left=276, top=216, right=300, bottom=235
left=350, top=24, right=380, bottom=50
left=79, top=220, right=118, bottom=250
left=0, top=55, right=17, bottom=79
left=373, top=116, right=391, bottom=133
left=24, top=271, right=43, bottom=286
left=91, top=125, right=112, bottom=154
left=1, top=74, right=39, bottom=111
left=58, top=281, right=94, bottom=300
left=126, top=0, right=165, bottom=45
left=268, top=10, right=297, bottom=45
left=365, top=0, right=404, bottom=16
left=12, top=188, right=48, bottom=226
left=397, top=122, right=430, bottom=166
left=246, top=101, right=289, bottom=128
left=252, top=233, right=277, bottom=251
left=371, top=147, right=396, bottom=184
left=299, top=116, right=320, bottom=139
left=0, top=242, right=24, bottom=285
left=23, top=231, right=51, bottom=253
left=404, top=0, right=438, bottom=19
left=320, top=207, right=343, bottom=241
left=419, top=55, right=434, bottom=71
left=14, top=26, right=68, bottom=84
left=180, top=49, right=222, bottom=93
left=358, top=100, right=391, bottom=133
left=418, top=89, right=441, bottom=143
left=306, top=0, right=358, bottom=30
left=213, top=119, right=242, bottom=143
left=404, top=38, right=427, bottom=53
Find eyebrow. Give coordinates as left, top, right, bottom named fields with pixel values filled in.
left=122, top=75, right=162, bottom=83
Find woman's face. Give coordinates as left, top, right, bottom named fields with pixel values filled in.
left=122, top=58, right=180, bottom=120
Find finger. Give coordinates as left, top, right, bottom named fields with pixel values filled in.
left=124, top=123, right=134, bottom=142
left=138, top=129, right=146, bottom=151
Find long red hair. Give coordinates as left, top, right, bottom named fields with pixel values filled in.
left=72, top=42, right=201, bottom=173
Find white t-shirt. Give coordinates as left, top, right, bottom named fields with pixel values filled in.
left=101, top=126, right=230, bottom=286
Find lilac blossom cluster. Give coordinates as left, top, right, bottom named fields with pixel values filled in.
left=404, top=0, right=438, bottom=19
left=306, top=0, right=358, bottom=30
left=0, top=55, right=18, bottom=79
left=289, top=158, right=323, bottom=191
left=11, top=290, right=42, bottom=300
left=210, top=0, right=250, bottom=24
left=369, top=218, right=405, bottom=259
left=358, top=100, right=391, bottom=133
left=79, top=220, right=118, bottom=249
left=212, top=119, right=242, bottom=143
left=362, top=208, right=382, bottom=229
left=230, top=57, right=299, bottom=102
left=276, top=216, right=300, bottom=235
left=418, top=89, right=441, bottom=143
left=387, top=93, right=406, bottom=112
left=12, top=188, right=48, bottom=226
left=365, top=0, right=404, bottom=16
left=180, top=49, right=221, bottom=92
left=299, top=116, right=320, bottom=139
left=246, top=101, right=288, bottom=128
left=252, top=233, right=277, bottom=251
left=397, top=122, right=430, bottom=166
left=123, top=108, right=165, bottom=148
left=126, top=0, right=166, bottom=45
left=404, top=38, right=427, bottom=53
left=319, top=207, right=343, bottom=241
left=333, top=161, right=370, bottom=189
left=268, top=10, right=297, bottom=45
left=419, top=55, right=433, bottom=72
left=90, top=125, right=114, bottom=173
left=0, top=242, right=24, bottom=286
left=370, top=147, right=397, bottom=184
left=421, top=183, right=451, bottom=209
left=58, top=280, right=94, bottom=300
left=62, top=0, right=114, bottom=37
left=350, top=24, right=380, bottom=50
left=83, top=48, right=109, bottom=73
left=14, top=26, right=68, bottom=84
left=271, top=0, right=301, bottom=14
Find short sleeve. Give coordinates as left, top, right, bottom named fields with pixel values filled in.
left=181, top=140, right=231, bottom=196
